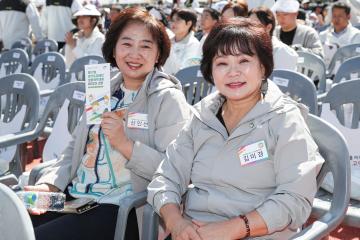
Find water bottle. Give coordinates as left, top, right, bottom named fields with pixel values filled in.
left=16, top=191, right=66, bottom=212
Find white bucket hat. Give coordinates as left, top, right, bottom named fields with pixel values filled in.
left=74, top=4, right=101, bottom=17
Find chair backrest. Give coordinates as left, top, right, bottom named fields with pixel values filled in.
left=67, top=55, right=106, bottom=82
left=0, top=73, right=40, bottom=131
left=0, top=48, right=29, bottom=76
left=0, top=183, right=35, bottom=240
left=37, top=82, right=85, bottom=135
left=29, top=52, right=67, bottom=89
left=0, top=74, right=40, bottom=175
left=270, top=69, right=318, bottom=115
left=296, top=51, right=327, bottom=93
left=333, top=56, right=360, bottom=84
left=328, top=43, right=360, bottom=76
left=11, top=37, right=32, bottom=59
left=174, top=65, right=213, bottom=105
left=292, top=114, right=350, bottom=240
left=32, top=39, right=58, bottom=58
left=321, top=79, right=360, bottom=129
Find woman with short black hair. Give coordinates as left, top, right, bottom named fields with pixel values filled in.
left=148, top=18, right=324, bottom=240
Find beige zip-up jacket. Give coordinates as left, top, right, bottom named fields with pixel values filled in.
left=148, top=81, right=324, bottom=239
left=36, top=68, right=190, bottom=198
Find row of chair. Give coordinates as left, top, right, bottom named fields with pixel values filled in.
left=0, top=49, right=106, bottom=84
left=10, top=38, right=58, bottom=62
left=296, top=46, right=360, bottom=94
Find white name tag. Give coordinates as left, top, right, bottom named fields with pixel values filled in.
left=272, top=77, right=289, bottom=87
left=127, top=112, right=148, bottom=129
left=13, top=81, right=25, bottom=89
left=47, top=55, right=56, bottom=62
left=297, top=57, right=304, bottom=63
left=13, top=52, right=20, bottom=59
left=350, top=72, right=359, bottom=80
left=238, top=140, right=269, bottom=166
left=73, top=90, right=85, bottom=101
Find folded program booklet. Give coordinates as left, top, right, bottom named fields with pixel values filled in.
left=62, top=198, right=99, bottom=214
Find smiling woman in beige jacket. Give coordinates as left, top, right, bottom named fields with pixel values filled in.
left=25, top=8, right=190, bottom=240
left=147, top=18, right=324, bottom=240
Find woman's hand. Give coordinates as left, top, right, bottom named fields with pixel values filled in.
left=101, top=111, right=133, bottom=159
left=170, top=218, right=201, bottom=240
left=23, top=184, right=60, bottom=215
left=65, top=32, right=76, bottom=48
left=192, top=219, right=241, bottom=240
left=160, top=203, right=201, bottom=240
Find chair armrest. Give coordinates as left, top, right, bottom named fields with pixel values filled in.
left=114, top=191, right=147, bottom=240
left=142, top=203, right=159, bottom=240
left=0, top=129, right=39, bottom=148
left=28, top=160, right=56, bottom=185
left=0, top=174, right=18, bottom=186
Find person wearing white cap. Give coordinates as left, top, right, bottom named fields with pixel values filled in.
left=41, top=0, right=82, bottom=49
left=0, top=0, right=44, bottom=50
left=64, top=4, right=105, bottom=68
left=273, top=0, right=324, bottom=58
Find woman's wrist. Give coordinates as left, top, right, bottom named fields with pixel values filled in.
left=230, top=216, right=248, bottom=239
left=116, top=138, right=134, bottom=160
left=160, top=203, right=183, bottom=232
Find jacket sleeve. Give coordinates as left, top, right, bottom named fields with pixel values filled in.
left=35, top=116, right=86, bottom=191
left=255, top=108, right=324, bottom=234
left=126, top=88, right=190, bottom=181
left=147, top=116, right=195, bottom=214
left=26, top=3, right=44, bottom=41
left=303, top=27, right=324, bottom=58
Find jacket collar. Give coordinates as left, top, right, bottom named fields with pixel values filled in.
left=191, top=81, right=303, bottom=139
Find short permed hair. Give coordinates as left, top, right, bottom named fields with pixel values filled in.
left=332, top=2, right=351, bottom=15
left=201, top=18, right=273, bottom=84
left=102, top=7, right=170, bottom=68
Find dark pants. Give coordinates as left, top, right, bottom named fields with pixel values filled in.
left=57, top=42, right=65, bottom=51
left=30, top=187, right=139, bottom=240
left=31, top=205, right=139, bottom=240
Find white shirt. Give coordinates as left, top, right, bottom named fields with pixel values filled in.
left=320, top=23, right=360, bottom=65
left=65, top=27, right=105, bottom=68
left=320, top=23, right=360, bottom=47
left=272, top=36, right=299, bottom=71
left=0, top=2, right=43, bottom=49
left=197, top=33, right=207, bottom=57
left=163, top=31, right=200, bottom=75
left=41, top=0, right=82, bottom=42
